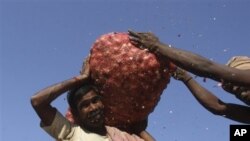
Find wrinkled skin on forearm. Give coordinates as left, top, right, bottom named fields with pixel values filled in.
left=171, top=68, right=250, bottom=124
left=128, top=30, right=250, bottom=87
left=30, top=56, right=90, bottom=126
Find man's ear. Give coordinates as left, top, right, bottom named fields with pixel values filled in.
left=68, top=108, right=79, bottom=124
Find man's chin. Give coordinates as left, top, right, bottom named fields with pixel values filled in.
left=88, top=118, right=105, bottom=128
left=83, top=121, right=105, bottom=132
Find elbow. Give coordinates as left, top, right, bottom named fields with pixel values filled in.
left=30, top=95, right=40, bottom=108
left=207, top=104, right=227, bottom=116
left=209, top=108, right=225, bottom=116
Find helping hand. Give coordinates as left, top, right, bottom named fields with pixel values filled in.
left=171, top=67, right=192, bottom=82
left=128, top=29, right=160, bottom=52
left=80, top=55, right=90, bottom=78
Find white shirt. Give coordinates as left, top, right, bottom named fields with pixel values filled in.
left=42, top=111, right=144, bottom=141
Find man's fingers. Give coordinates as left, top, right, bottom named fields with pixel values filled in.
left=170, top=67, right=186, bottom=80
left=128, top=30, right=141, bottom=38
left=129, top=36, right=141, bottom=43
left=84, top=55, right=90, bottom=66
left=80, top=55, right=90, bottom=74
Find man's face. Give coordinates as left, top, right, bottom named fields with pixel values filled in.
left=76, top=90, right=105, bottom=130
left=222, top=83, right=250, bottom=105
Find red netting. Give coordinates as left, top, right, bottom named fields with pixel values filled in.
left=66, top=32, right=174, bottom=133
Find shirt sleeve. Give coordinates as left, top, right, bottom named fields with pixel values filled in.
left=41, top=110, right=75, bottom=140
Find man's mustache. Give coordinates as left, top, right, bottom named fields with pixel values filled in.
left=88, top=109, right=103, bottom=119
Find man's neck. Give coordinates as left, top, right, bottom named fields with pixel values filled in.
left=81, top=125, right=107, bottom=136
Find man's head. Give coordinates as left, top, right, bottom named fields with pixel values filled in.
left=67, top=85, right=105, bottom=131
left=222, top=56, right=250, bottom=105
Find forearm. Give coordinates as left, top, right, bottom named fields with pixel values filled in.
left=156, top=42, right=222, bottom=79
left=31, top=75, right=88, bottom=107
left=156, top=42, right=250, bottom=86
left=183, top=78, right=227, bottom=115
left=185, top=79, right=250, bottom=123
left=175, top=72, right=250, bottom=123
left=222, top=104, right=250, bottom=124
left=31, top=75, right=89, bottom=125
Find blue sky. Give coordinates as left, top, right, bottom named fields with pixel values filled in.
left=1, top=0, right=250, bottom=141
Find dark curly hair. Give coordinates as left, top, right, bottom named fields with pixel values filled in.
left=67, top=85, right=99, bottom=113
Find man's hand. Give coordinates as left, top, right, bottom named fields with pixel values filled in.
left=128, top=30, right=160, bottom=52
left=80, top=55, right=90, bottom=78
left=171, top=67, right=192, bottom=83
left=222, top=82, right=250, bottom=105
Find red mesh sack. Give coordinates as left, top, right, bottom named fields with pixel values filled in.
left=87, top=32, right=174, bottom=133
left=65, top=32, right=175, bottom=133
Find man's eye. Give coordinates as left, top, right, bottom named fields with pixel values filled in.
left=80, top=103, right=89, bottom=109
left=92, top=96, right=102, bottom=103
